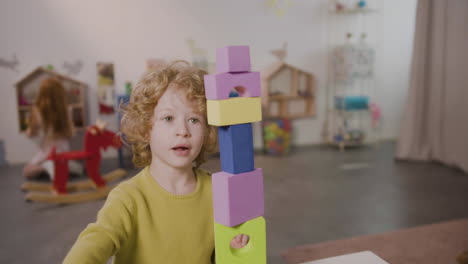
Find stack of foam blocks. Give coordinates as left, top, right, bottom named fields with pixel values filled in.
left=204, top=46, right=266, bottom=264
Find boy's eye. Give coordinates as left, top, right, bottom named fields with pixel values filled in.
left=163, top=116, right=173, bottom=121
left=189, top=118, right=199, bottom=124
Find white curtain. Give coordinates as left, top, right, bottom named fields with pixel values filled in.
left=396, top=0, right=468, bottom=173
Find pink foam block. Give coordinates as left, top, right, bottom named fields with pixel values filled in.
left=212, top=168, right=264, bottom=227
left=204, top=72, right=261, bottom=100
left=216, top=46, right=251, bottom=73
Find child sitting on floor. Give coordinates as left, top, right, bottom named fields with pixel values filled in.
left=23, top=78, right=81, bottom=180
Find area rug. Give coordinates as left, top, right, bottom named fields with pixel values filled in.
left=282, top=218, right=468, bottom=264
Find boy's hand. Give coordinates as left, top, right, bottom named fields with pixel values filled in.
left=230, top=234, right=249, bottom=249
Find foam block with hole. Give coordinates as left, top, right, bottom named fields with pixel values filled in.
left=207, top=97, right=261, bottom=126
left=212, top=169, right=264, bottom=227
left=214, top=216, right=266, bottom=264
left=218, top=124, right=254, bottom=174
left=204, top=72, right=261, bottom=100
left=216, top=46, right=251, bottom=73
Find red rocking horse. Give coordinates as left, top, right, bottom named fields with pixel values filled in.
left=22, top=122, right=128, bottom=204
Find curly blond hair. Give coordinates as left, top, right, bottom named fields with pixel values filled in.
left=120, top=61, right=217, bottom=168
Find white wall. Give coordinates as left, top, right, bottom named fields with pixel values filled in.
left=0, top=0, right=417, bottom=164
left=379, top=0, right=418, bottom=139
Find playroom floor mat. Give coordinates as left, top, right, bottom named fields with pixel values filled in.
left=282, top=218, right=468, bottom=264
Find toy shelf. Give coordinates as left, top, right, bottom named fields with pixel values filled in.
left=262, top=62, right=316, bottom=120
left=324, top=0, right=383, bottom=151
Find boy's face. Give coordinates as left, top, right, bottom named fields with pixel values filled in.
left=150, top=85, right=206, bottom=170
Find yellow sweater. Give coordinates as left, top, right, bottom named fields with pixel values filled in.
left=64, top=167, right=214, bottom=264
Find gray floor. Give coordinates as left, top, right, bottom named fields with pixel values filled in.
left=1, top=142, right=467, bottom=264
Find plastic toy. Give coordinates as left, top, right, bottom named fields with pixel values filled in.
left=262, top=119, right=292, bottom=155
left=22, top=122, right=127, bottom=204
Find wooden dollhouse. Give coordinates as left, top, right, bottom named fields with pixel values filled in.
left=261, top=61, right=316, bottom=119
left=15, top=67, right=87, bottom=132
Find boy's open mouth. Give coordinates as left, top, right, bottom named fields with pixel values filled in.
left=172, top=144, right=190, bottom=150
left=172, top=144, right=191, bottom=156
left=172, top=147, right=189, bottom=151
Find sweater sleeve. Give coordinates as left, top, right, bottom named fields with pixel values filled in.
left=63, top=187, right=134, bottom=264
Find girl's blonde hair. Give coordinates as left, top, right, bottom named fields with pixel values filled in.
left=35, top=78, right=72, bottom=139
left=120, top=61, right=217, bottom=168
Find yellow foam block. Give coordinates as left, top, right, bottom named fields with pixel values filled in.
left=207, top=97, right=262, bottom=126
left=214, top=216, right=266, bottom=264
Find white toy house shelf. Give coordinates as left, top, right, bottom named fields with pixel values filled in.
left=261, top=61, right=316, bottom=120
left=16, top=67, right=88, bottom=132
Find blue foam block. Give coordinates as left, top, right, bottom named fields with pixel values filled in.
left=218, top=123, right=254, bottom=174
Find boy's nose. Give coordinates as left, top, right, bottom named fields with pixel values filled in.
left=176, top=123, right=190, bottom=137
